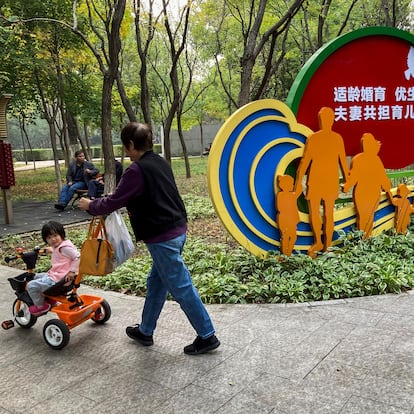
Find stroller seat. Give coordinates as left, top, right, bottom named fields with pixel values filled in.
left=43, top=277, right=77, bottom=297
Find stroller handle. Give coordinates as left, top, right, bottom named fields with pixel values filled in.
left=4, top=255, right=17, bottom=263
left=4, top=247, right=48, bottom=269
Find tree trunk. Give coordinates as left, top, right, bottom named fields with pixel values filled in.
left=160, top=0, right=191, bottom=165
left=163, top=117, right=173, bottom=163
left=102, top=71, right=116, bottom=193
left=34, top=67, right=62, bottom=192
left=116, top=71, right=137, bottom=122
left=72, top=114, right=90, bottom=160
left=83, top=121, right=91, bottom=153
left=199, top=121, right=204, bottom=156
left=102, top=0, right=126, bottom=193
left=133, top=0, right=155, bottom=126
left=48, top=119, right=63, bottom=196
left=177, top=113, right=190, bottom=178
left=230, top=0, right=305, bottom=107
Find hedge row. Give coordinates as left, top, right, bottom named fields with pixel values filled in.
left=12, top=144, right=162, bottom=161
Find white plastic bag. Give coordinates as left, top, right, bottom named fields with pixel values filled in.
left=105, top=210, right=135, bottom=267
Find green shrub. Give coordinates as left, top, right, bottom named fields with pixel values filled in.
left=82, top=227, right=414, bottom=304
left=4, top=157, right=414, bottom=304
left=13, top=146, right=124, bottom=161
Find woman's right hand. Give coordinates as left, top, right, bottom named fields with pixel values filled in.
left=79, top=197, right=92, bottom=211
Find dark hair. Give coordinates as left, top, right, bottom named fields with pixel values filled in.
left=74, top=150, right=84, bottom=157
left=121, top=122, right=153, bottom=152
left=41, top=221, right=66, bottom=243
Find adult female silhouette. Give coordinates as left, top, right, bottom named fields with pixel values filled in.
left=343, top=133, right=392, bottom=238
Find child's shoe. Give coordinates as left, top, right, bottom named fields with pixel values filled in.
left=29, top=303, right=51, bottom=316
left=45, top=297, right=58, bottom=306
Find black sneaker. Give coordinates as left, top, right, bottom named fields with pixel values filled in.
left=54, top=203, right=65, bottom=211
left=184, top=335, right=220, bottom=355
left=126, top=324, right=154, bottom=346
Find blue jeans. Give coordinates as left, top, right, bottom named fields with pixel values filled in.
left=58, top=181, right=87, bottom=206
left=27, top=273, right=55, bottom=306
left=140, top=233, right=215, bottom=339
left=88, top=180, right=104, bottom=198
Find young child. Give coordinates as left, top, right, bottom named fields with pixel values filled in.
left=27, top=221, right=80, bottom=316
left=391, top=183, right=414, bottom=234
left=276, top=174, right=299, bottom=256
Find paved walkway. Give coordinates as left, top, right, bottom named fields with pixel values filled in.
left=1, top=259, right=414, bottom=413
left=1, top=199, right=414, bottom=412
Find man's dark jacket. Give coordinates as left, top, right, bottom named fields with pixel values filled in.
left=66, top=159, right=98, bottom=185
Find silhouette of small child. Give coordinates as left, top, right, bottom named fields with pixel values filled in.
left=391, top=183, right=414, bottom=234
left=276, top=174, right=299, bottom=256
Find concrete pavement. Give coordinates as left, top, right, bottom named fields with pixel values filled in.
left=1, top=260, right=414, bottom=413
left=1, top=188, right=414, bottom=412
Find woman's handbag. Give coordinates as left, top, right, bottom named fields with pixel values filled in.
left=105, top=210, right=135, bottom=268
left=79, top=216, right=115, bottom=276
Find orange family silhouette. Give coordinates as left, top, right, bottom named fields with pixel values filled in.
left=275, top=107, right=412, bottom=256
left=275, top=175, right=299, bottom=256
left=391, top=183, right=414, bottom=234
left=342, top=133, right=393, bottom=238
left=293, top=107, right=349, bottom=257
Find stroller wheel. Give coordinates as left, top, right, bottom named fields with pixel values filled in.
left=12, top=299, right=37, bottom=328
left=92, top=299, right=111, bottom=324
left=43, top=319, right=70, bottom=350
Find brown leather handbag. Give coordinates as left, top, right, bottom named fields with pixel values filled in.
left=79, top=216, right=115, bottom=276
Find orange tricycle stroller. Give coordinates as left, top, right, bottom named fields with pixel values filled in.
left=2, top=245, right=111, bottom=350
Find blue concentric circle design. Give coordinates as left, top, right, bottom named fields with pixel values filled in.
left=208, top=99, right=396, bottom=257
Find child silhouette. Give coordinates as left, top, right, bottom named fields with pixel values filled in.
left=276, top=174, right=299, bottom=256
left=391, top=183, right=414, bottom=234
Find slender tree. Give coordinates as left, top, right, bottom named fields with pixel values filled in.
left=155, top=0, right=192, bottom=164
left=70, top=0, right=126, bottom=191
left=133, top=0, right=163, bottom=125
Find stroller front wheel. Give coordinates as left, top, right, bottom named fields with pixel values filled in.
left=43, top=319, right=70, bottom=350
left=12, top=299, right=37, bottom=328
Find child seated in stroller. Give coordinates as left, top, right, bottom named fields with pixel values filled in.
left=27, top=221, right=79, bottom=316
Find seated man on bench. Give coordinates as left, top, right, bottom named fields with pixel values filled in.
left=55, top=150, right=98, bottom=211
left=87, top=159, right=123, bottom=199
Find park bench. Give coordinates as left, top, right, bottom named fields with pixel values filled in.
left=70, top=189, right=88, bottom=208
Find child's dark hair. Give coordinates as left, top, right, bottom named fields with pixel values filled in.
left=121, top=122, right=153, bottom=152
left=41, top=221, right=66, bottom=243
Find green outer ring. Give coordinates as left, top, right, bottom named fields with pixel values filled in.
left=286, top=26, right=414, bottom=114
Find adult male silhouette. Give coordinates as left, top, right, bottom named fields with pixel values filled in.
left=294, top=107, right=349, bottom=257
